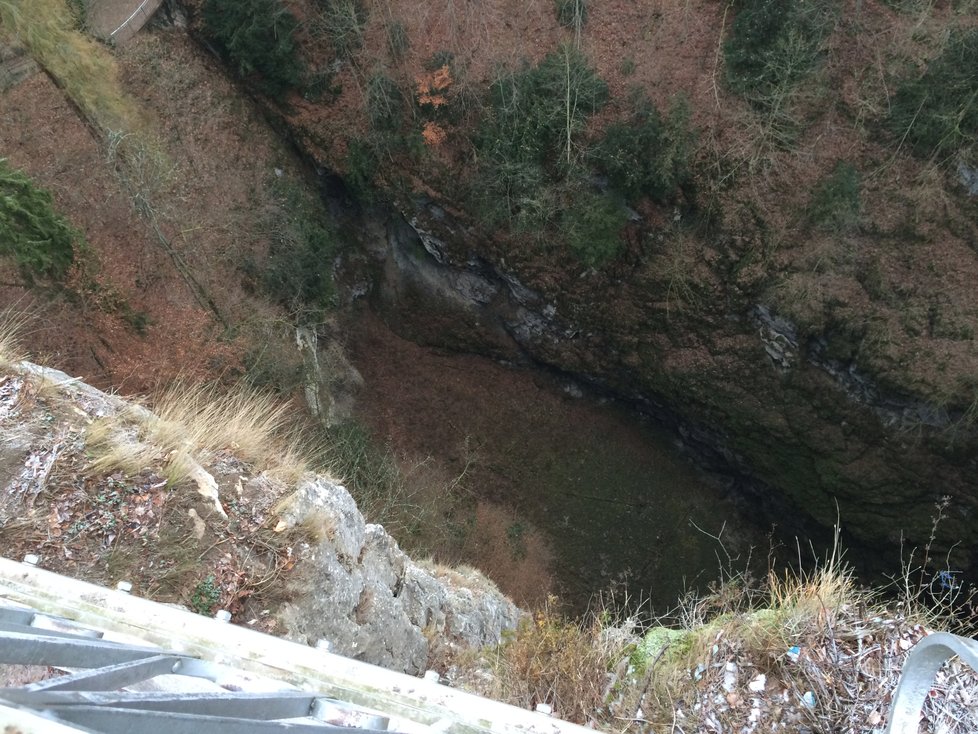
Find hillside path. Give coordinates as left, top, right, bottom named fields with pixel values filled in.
left=87, top=0, right=164, bottom=44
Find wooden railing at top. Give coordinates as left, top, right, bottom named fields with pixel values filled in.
left=0, top=556, right=591, bottom=734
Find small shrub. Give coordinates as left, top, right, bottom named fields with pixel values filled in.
left=303, top=65, right=342, bottom=103
left=189, top=574, right=221, bottom=614
left=506, top=522, right=527, bottom=559
left=554, top=0, right=587, bottom=28
left=475, top=46, right=608, bottom=228
left=324, top=421, right=401, bottom=517
left=0, top=158, right=79, bottom=285
left=471, top=159, right=554, bottom=231
left=480, top=46, right=607, bottom=167
left=416, top=54, right=479, bottom=126
left=259, top=180, right=341, bottom=318
left=592, top=94, right=694, bottom=203
left=201, top=0, right=303, bottom=98
left=105, top=130, right=172, bottom=220
left=386, top=19, right=409, bottom=60
left=483, top=596, right=631, bottom=724
left=344, top=137, right=380, bottom=198
left=724, top=0, right=835, bottom=105
left=322, top=421, right=466, bottom=554
left=808, top=161, right=860, bottom=230
left=366, top=70, right=404, bottom=133
left=243, top=331, right=305, bottom=394
left=66, top=0, right=86, bottom=26
left=312, top=0, right=368, bottom=59
left=561, top=188, right=627, bottom=267
left=887, top=29, right=978, bottom=157
left=425, top=50, right=456, bottom=72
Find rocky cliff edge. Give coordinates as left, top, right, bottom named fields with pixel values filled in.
left=0, top=358, right=520, bottom=675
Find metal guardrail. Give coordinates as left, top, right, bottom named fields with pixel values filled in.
left=885, top=632, right=978, bottom=734
left=0, top=602, right=393, bottom=733
left=0, top=556, right=591, bottom=734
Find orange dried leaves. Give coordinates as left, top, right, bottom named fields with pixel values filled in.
left=416, top=65, right=453, bottom=108
left=417, top=65, right=453, bottom=146
left=422, top=121, right=447, bottom=146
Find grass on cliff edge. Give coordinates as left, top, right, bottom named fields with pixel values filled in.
left=0, top=306, right=28, bottom=369
left=447, top=545, right=977, bottom=732
left=85, top=382, right=310, bottom=488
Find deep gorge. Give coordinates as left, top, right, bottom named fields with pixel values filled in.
left=2, top=0, right=977, bottom=619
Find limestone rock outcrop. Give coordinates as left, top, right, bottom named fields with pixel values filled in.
left=274, top=478, right=521, bottom=674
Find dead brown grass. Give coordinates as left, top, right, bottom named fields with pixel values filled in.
left=85, top=382, right=309, bottom=487
left=477, top=594, right=631, bottom=725
left=0, top=306, right=29, bottom=369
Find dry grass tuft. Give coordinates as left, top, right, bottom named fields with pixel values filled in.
left=153, top=383, right=303, bottom=471
left=477, top=595, right=632, bottom=725
left=85, top=382, right=309, bottom=487
left=0, top=306, right=29, bottom=370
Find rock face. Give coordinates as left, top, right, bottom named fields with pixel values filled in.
left=274, top=478, right=521, bottom=674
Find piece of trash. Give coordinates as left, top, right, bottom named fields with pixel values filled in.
left=748, top=704, right=761, bottom=723
left=748, top=674, right=766, bottom=693
left=693, top=664, right=706, bottom=681
left=723, top=662, right=738, bottom=693
left=801, top=691, right=816, bottom=708
left=787, top=645, right=801, bottom=662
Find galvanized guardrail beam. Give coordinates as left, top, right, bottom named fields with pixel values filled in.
left=886, top=631, right=978, bottom=734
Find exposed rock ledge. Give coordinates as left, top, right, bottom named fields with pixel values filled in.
left=274, top=479, right=522, bottom=674
left=0, top=360, right=520, bottom=675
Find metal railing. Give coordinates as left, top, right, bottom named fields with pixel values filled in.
left=0, top=602, right=394, bottom=733
left=885, top=632, right=978, bottom=734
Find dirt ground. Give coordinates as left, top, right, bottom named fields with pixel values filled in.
left=345, top=309, right=764, bottom=612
